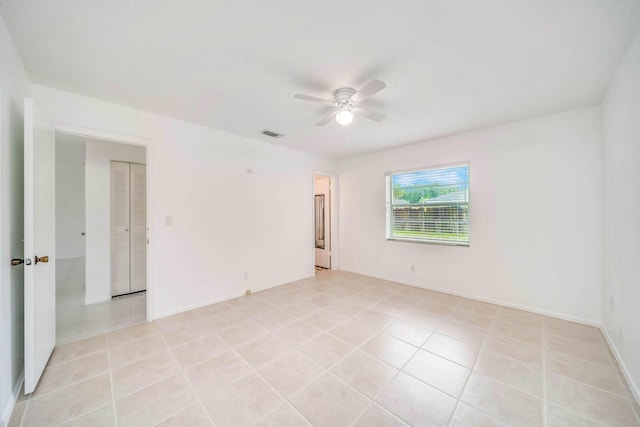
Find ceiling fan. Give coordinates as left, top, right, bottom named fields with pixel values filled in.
left=294, top=79, right=387, bottom=126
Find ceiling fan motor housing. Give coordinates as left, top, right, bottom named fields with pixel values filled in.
left=333, top=87, right=357, bottom=105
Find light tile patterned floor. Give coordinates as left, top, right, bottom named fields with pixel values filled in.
left=56, top=257, right=146, bottom=344
left=10, top=270, right=640, bottom=426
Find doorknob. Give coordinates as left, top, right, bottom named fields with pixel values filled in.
left=11, top=258, right=32, bottom=266
left=34, top=255, right=49, bottom=265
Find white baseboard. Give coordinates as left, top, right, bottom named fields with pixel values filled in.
left=154, top=290, right=246, bottom=319
left=84, top=296, right=111, bottom=305
left=154, top=272, right=316, bottom=320
left=2, top=371, right=24, bottom=427
left=338, top=266, right=600, bottom=326
left=600, top=326, right=640, bottom=404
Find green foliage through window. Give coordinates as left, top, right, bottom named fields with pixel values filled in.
left=385, top=164, right=470, bottom=245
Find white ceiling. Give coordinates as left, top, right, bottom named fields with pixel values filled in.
left=2, top=1, right=640, bottom=159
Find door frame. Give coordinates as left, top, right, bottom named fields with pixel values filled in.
left=53, top=123, right=155, bottom=321
left=312, top=171, right=338, bottom=271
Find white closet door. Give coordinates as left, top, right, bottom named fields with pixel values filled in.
left=111, top=161, right=131, bottom=296
left=129, top=163, right=146, bottom=293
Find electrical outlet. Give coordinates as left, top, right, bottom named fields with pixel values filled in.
left=619, top=326, right=623, bottom=338
left=610, top=297, right=614, bottom=312
left=245, top=289, right=252, bottom=296
left=410, top=265, right=415, bottom=273
left=243, top=272, right=248, bottom=280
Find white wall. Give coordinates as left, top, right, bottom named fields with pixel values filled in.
left=602, top=29, right=640, bottom=401
left=339, top=106, right=603, bottom=323
left=85, top=139, right=145, bottom=304
left=55, top=135, right=85, bottom=259
left=0, top=15, right=31, bottom=427
left=33, top=84, right=336, bottom=318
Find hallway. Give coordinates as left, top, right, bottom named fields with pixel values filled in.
left=56, top=257, right=146, bottom=345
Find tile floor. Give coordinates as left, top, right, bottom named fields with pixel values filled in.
left=56, top=257, right=146, bottom=344
left=9, top=270, right=640, bottom=426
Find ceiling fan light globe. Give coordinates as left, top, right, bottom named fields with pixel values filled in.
left=336, top=109, right=354, bottom=126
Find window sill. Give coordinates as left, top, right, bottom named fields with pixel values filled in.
left=386, top=237, right=470, bottom=247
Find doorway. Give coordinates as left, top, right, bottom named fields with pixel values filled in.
left=314, top=173, right=333, bottom=270
left=55, top=133, right=147, bottom=344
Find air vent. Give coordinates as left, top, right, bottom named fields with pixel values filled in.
left=259, top=129, right=285, bottom=138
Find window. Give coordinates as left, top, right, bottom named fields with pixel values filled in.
left=385, top=163, right=470, bottom=245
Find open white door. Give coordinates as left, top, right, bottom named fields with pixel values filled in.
left=314, top=175, right=331, bottom=269
left=23, top=97, right=56, bottom=394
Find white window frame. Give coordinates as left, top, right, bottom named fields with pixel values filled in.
left=385, top=163, right=470, bottom=246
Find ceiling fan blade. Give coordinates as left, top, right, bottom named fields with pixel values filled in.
left=351, top=79, right=386, bottom=103
left=316, top=111, right=338, bottom=126
left=355, top=106, right=386, bottom=122
left=294, top=94, right=333, bottom=104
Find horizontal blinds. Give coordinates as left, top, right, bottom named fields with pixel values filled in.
left=385, top=164, right=469, bottom=245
